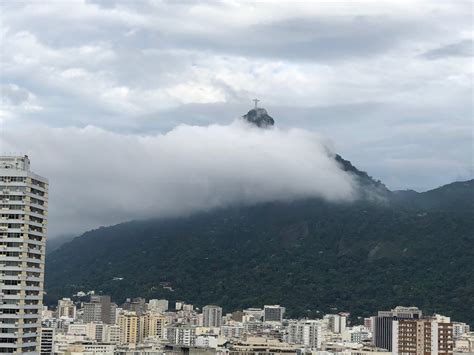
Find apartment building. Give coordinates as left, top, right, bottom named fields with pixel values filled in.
left=0, top=156, right=48, bottom=354
left=392, top=318, right=453, bottom=354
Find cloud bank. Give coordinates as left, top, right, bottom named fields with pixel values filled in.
left=1, top=1, right=471, bottom=235
left=1, top=120, right=356, bottom=236
left=1, top=1, right=471, bottom=193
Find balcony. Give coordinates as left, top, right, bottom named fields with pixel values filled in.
left=26, top=192, right=46, bottom=201
left=0, top=322, right=19, bottom=328
left=22, top=322, right=41, bottom=328
left=1, top=238, right=24, bottom=243
left=0, top=209, right=25, bottom=215
left=26, top=241, right=43, bottom=248
left=0, top=313, right=21, bottom=319
left=22, top=314, right=40, bottom=319
left=0, top=332, right=19, bottom=338
left=3, top=191, right=25, bottom=196
left=22, top=333, right=38, bottom=340
left=0, top=285, right=21, bottom=291
left=24, top=257, right=43, bottom=264
left=25, top=276, right=42, bottom=282
left=26, top=230, right=45, bottom=238
left=24, top=267, right=42, bottom=273
left=27, top=248, right=43, bottom=256
left=0, top=294, right=21, bottom=301
left=26, top=220, right=44, bottom=228
left=24, top=286, right=42, bottom=291
left=23, top=304, right=41, bottom=310
left=3, top=228, right=22, bottom=234
left=28, top=182, right=46, bottom=192
left=20, top=341, right=39, bottom=348
left=0, top=256, right=24, bottom=263
left=29, top=203, right=44, bottom=211
left=23, top=296, right=41, bottom=301
left=0, top=275, right=22, bottom=281
left=0, top=247, right=23, bottom=253
left=28, top=211, right=46, bottom=220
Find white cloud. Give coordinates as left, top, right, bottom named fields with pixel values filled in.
left=166, top=82, right=226, bottom=105
left=1, top=121, right=356, bottom=236
left=1, top=1, right=470, bottom=120
left=0, top=0, right=472, bottom=234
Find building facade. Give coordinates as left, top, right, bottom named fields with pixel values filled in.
left=103, top=324, right=121, bottom=344
left=374, top=306, right=422, bottom=351
left=202, top=305, right=222, bottom=328
left=145, top=313, right=167, bottom=339
left=57, top=298, right=76, bottom=319
left=264, top=305, right=285, bottom=322
left=0, top=156, right=48, bottom=354
left=118, top=311, right=139, bottom=345
left=149, top=299, right=169, bottom=313
left=392, top=318, right=453, bottom=354
left=325, top=313, right=348, bottom=334
left=83, top=295, right=113, bottom=324
left=39, top=327, right=54, bottom=355
left=167, top=326, right=197, bottom=346
left=286, top=319, right=322, bottom=349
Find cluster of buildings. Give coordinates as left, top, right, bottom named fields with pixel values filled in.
left=39, top=298, right=473, bottom=355
left=1, top=156, right=473, bottom=355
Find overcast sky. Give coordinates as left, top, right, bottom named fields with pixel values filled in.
left=0, top=1, right=472, bottom=236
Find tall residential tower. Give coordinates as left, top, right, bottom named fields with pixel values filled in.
left=0, top=156, right=48, bottom=354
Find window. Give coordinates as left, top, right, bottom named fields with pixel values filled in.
left=3, top=280, right=19, bottom=285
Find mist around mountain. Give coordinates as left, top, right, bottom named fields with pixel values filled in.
left=44, top=153, right=474, bottom=325
left=46, top=234, right=76, bottom=254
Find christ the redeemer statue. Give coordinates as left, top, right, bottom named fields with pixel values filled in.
left=253, top=98, right=260, bottom=109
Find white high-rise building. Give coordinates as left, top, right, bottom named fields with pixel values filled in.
left=57, top=298, right=76, bottom=319
left=286, top=320, right=323, bottom=349
left=167, top=326, right=197, bottom=346
left=325, top=313, right=347, bottom=334
left=0, top=156, right=48, bottom=354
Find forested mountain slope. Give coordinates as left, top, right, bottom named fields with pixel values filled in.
left=45, top=176, right=474, bottom=324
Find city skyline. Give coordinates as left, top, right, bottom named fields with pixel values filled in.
left=39, top=293, right=471, bottom=354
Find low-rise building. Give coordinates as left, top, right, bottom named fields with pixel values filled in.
left=264, top=305, right=285, bottom=323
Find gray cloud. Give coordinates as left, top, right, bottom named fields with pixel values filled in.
left=0, top=1, right=472, bottom=235
left=422, top=39, right=473, bottom=60
left=174, top=15, right=431, bottom=62
left=1, top=84, right=30, bottom=105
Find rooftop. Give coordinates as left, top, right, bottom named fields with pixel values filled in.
left=0, top=155, right=30, bottom=171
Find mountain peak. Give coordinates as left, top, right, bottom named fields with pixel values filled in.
left=242, top=107, right=275, bottom=128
